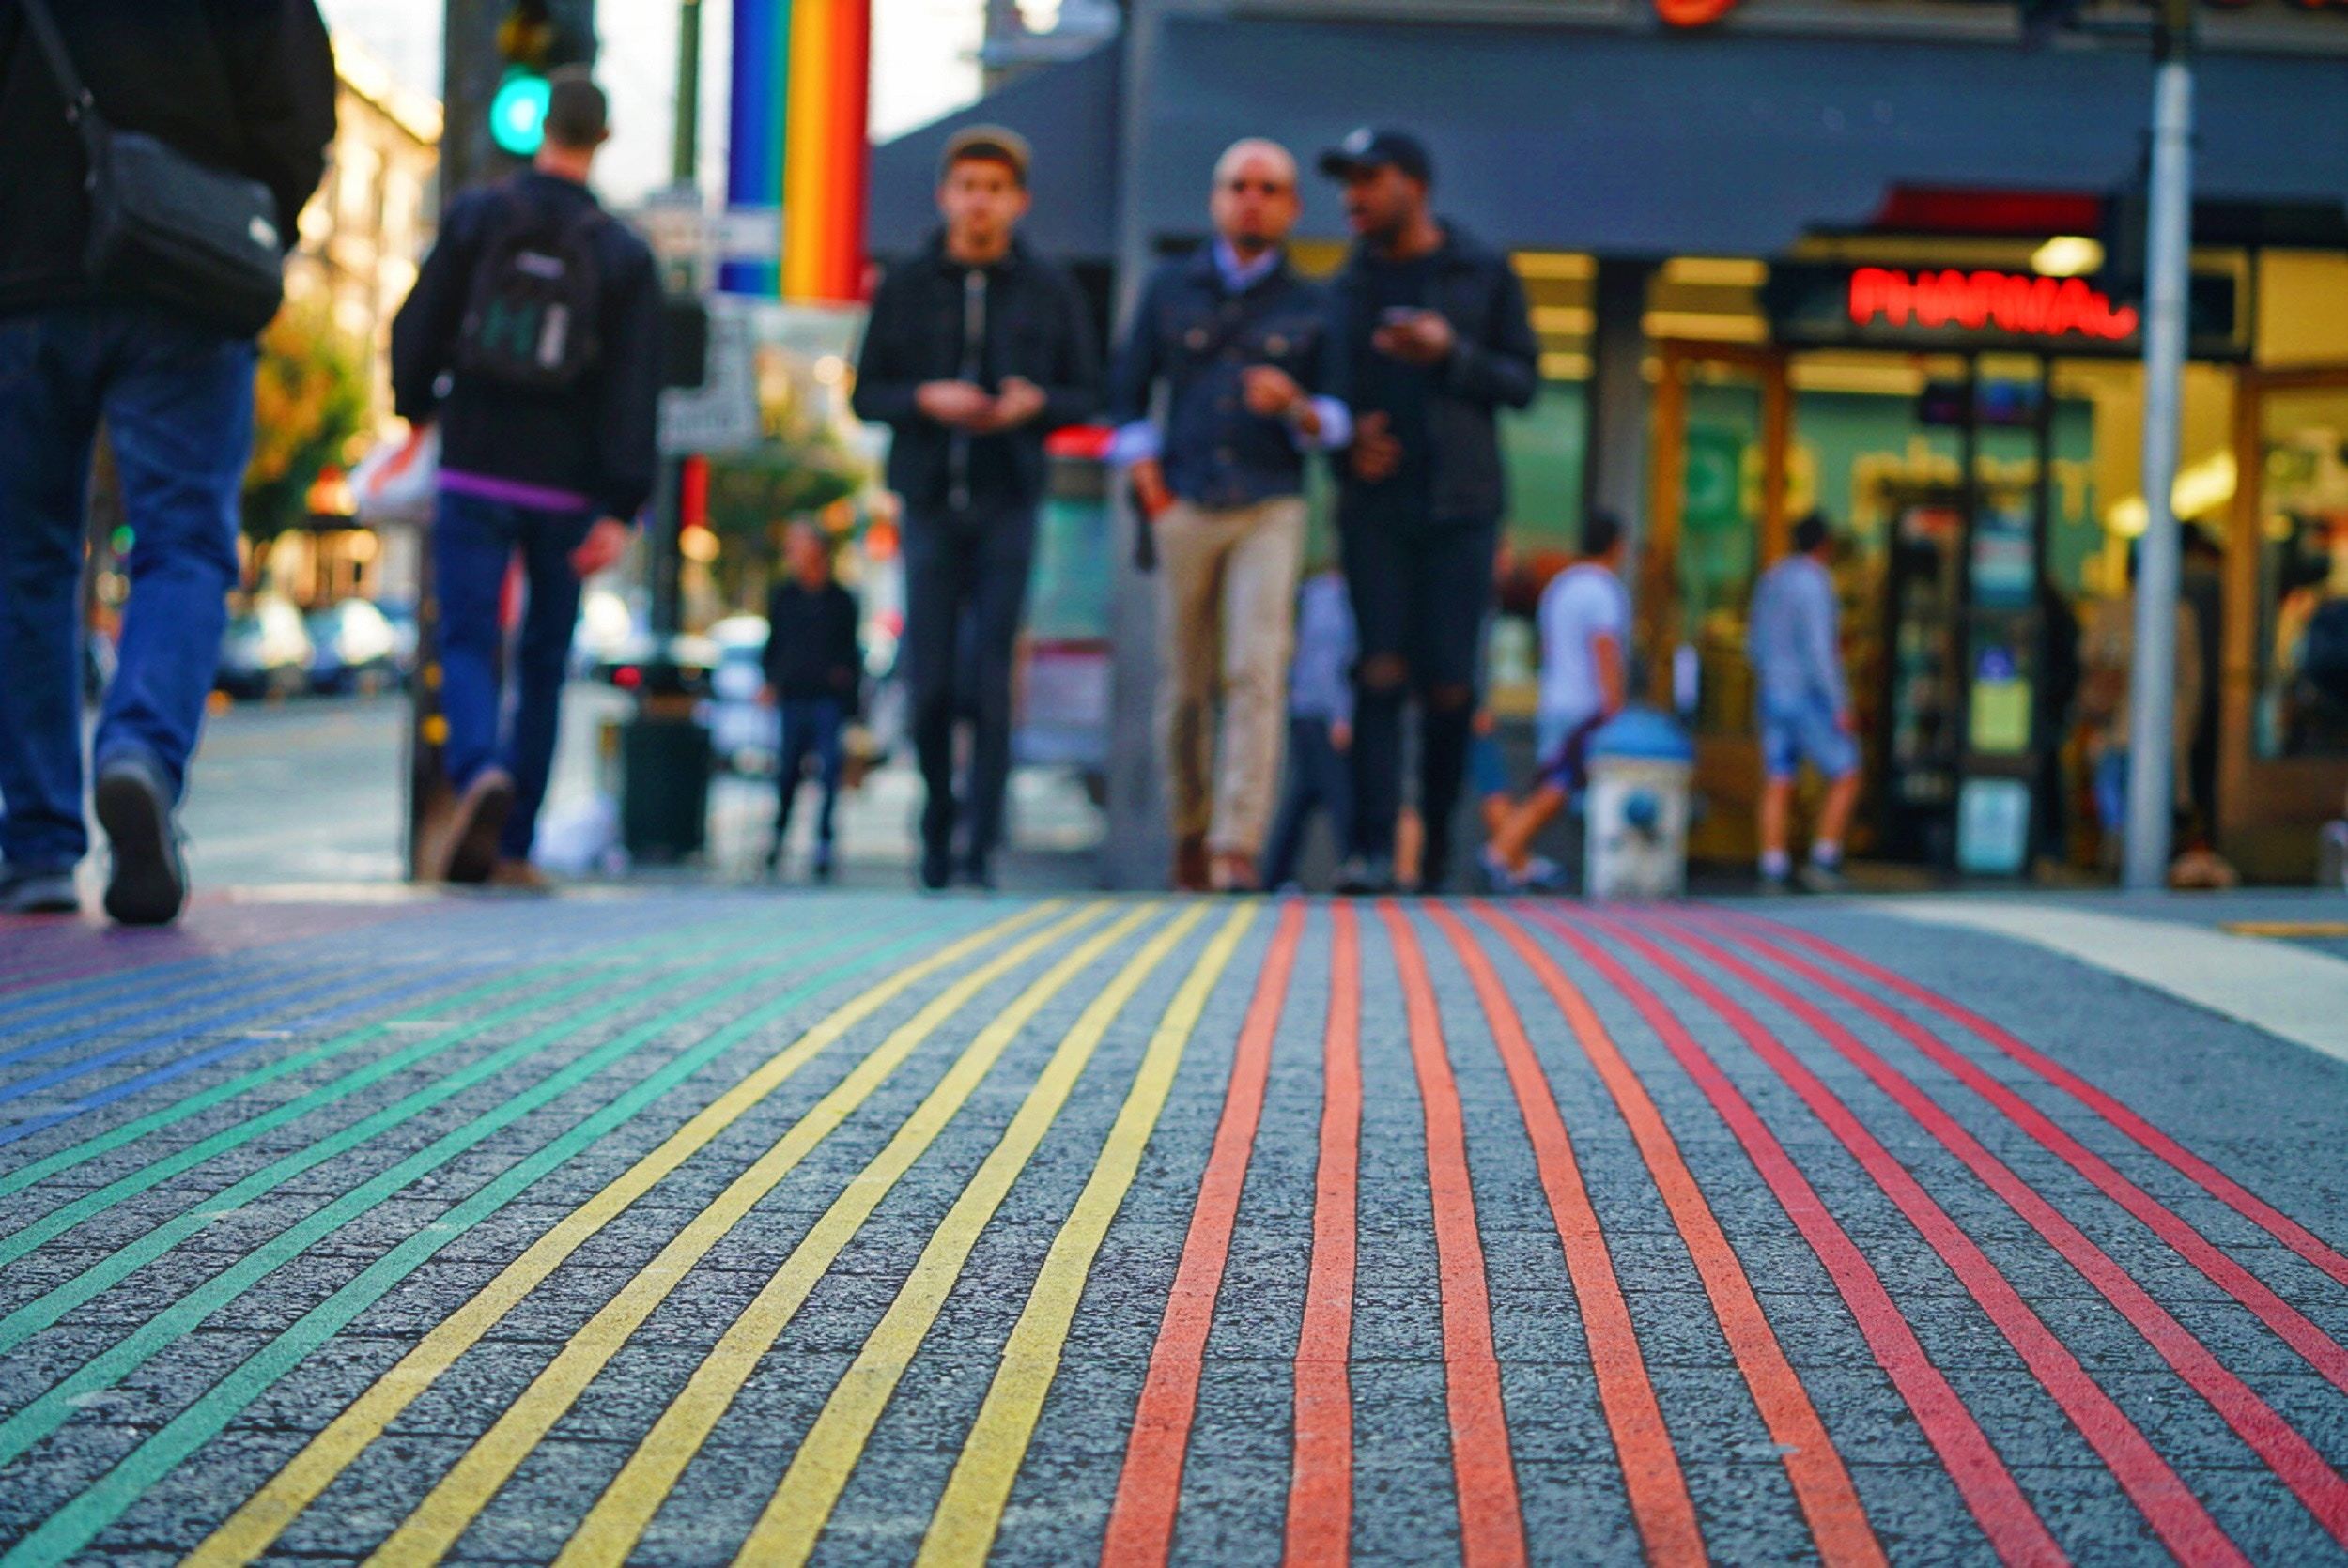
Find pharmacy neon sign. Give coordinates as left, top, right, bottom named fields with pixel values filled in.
left=1847, top=266, right=2141, bottom=342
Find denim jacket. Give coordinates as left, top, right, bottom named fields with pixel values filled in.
left=1107, top=245, right=1346, bottom=510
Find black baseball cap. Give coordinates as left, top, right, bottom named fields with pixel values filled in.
left=1317, top=127, right=1432, bottom=186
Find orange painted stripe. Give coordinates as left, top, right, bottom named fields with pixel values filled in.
left=1284, top=902, right=1362, bottom=1567
left=1100, top=901, right=1305, bottom=1566
left=1427, top=905, right=1704, bottom=1566
left=1473, top=904, right=1887, bottom=1568
left=1381, top=903, right=1528, bottom=1568
left=826, top=0, right=872, bottom=300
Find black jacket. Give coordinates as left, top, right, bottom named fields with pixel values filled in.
left=391, top=172, right=664, bottom=521
left=0, top=0, right=336, bottom=322
left=853, top=233, right=1101, bottom=516
left=1329, top=221, right=1539, bottom=526
left=764, top=579, right=862, bottom=709
left=1107, top=246, right=1341, bottom=510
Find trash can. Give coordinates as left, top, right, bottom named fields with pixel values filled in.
left=1583, top=708, right=1696, bottom=900
left=622, top=684, right=711, bottom=864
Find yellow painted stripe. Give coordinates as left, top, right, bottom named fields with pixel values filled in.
left=915, top=906, right=1253, bottom=1568
left=187, top=902, right=1060, bottom=1568
left=361, top=901, right=1105, bottom=1568
left=550, top=903, right=1181, bottom=1568
left=780, top=0, right=836, bottom=300
left=731, top=904, right=1232, bottom=1568
left=2224, top=921, right=2348, bottom=939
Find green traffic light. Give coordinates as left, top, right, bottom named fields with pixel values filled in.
left=490, top=68, right=551, bottom=157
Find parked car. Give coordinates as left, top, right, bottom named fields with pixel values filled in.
left=703, top=615, right=781, bottom=776
left=217, top=595, right=315, bottom=699
left=306, top=600, right=403, bottom=694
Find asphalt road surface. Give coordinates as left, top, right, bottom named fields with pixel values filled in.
left=2, top=885, right=2346, bottom=1565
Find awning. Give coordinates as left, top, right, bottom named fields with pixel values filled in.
left=867, top=19, right=2348, bottom=267
left=1131, top=16, right=2348, bottom=259
left=867, top=43, right=1121, bottom=262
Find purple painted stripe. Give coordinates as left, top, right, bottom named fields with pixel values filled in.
left=439, top=469, right=594, bottom=515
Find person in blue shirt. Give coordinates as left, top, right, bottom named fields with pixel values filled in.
left=1748, top=510, right=1862, bottom=892
left=1107, top=139, right=1350, bottom=892
left=1262, top=564, right=1356, bottom=891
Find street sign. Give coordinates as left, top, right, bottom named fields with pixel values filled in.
left=657, top=301, right=761, bottom=457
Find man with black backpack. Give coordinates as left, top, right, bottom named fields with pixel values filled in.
left=0, top=0, right=335, bottom=924
left=391, top=69, right=662, bottom=888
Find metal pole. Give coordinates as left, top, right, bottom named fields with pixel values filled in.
left=2123, top=8, right=2194, bottom=890
left=673, top=0, right=703, bottom=186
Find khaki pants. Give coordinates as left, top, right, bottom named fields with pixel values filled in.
left=1156, top=496, right=1307, bottom=856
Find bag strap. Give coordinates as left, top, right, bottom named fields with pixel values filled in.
left=12, top=0, right=104, bottom=161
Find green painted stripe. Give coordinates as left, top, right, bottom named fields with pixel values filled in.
left=0, top=916, right=746, bottom=1208
left=0, top=915, right=943, bottom=1490
left=0, top=922, right=781, bottom=1287
left=0, top=915, right=850, bottom=1362
left=0, top=915, right=980, bottom=1568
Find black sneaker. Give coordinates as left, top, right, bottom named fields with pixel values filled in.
left=1335, top=854, right=1396, bottom=897
left=0, top=868, right=80, bottom=915
left=919, top=845, right=953, bottom=892
left=962, top=855, right=996, bottom=893
left=94, top=753, right=188, bottom=926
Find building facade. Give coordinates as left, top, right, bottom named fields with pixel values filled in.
left=872, top=0, right=2348, bottom=883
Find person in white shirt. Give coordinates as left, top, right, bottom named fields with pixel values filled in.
left=1482, top=513, right=1630, bottom=888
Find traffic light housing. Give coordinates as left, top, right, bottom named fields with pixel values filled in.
left=488, top=1, right=589, bottom=159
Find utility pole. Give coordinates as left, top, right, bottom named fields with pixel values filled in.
left=2123, top=0, right=2194, bottom=889
left=673, top=0, right=703, bottom=187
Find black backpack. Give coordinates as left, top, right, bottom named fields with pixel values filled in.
left=456, top=186, right=605, bottom=392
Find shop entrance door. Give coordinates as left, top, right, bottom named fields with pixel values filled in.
left=2223, top=365, right=2348, bottom=879
left=1646, top=341, right=1790, bottom=864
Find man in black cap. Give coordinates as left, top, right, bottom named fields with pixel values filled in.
left=1318, top=128, right=1538, bottom=893
left=855, top=126, right=1101, bottom=891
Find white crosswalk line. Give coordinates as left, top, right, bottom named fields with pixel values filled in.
left=1881, top=901, right=2348, bottom=1066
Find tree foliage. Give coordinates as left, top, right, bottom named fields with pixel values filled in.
left=244, top=302, right=369, bottom=545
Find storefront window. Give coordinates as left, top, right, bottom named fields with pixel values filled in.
left=2254, top=383, right=2348, bottom=759
left=1679, top=371, right=1768, bottom=738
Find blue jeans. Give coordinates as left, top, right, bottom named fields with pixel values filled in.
left=902, top=505, right=1036, bottom=867
left=0, top=305, right=255, bottom=873
left=432, top=491, right=594, bottom=860
left=776, top=697, right=846, bottom=851
left=1263, top=715, right=1353, bottom=891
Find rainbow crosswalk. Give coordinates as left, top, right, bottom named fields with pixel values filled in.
left=0, top=890, right=2345, bottom=1564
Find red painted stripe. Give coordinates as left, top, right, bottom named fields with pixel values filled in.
left=1688, top=910, right=2348, bottom=1400
left=1473, top=904, right=1892, bottom=1568
left=1631, top=909, right=2348, bottom=1553
left=1427, top=905, right=1704, bottom=1566
left=1102, top=901, right=1305, bottom=1566
left=1723, top=911, right=2348, bottom=1295
left=1285, top=901, right=1363, bottom=1567
left=1565, top=906, right=2251, bottom=1566
left=1381, top=903, right=1528, bottom=1568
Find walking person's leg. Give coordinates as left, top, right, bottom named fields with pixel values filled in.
left=1153, top=502, right=1226, bottom=890
left=1338, top=517, right=1410, bottom=889
left=811, top=697, right=846, bottom=880
left=1210, top=498, right=1306, bottom=890
left=485, top=512, right=594, bottom=884
left=1797, top=699, right=1862, bottom=893
left=0, top=313, right=102, bottom=914
left=900, top=519, right=965, bottom=889
left=89, top=312, right=260, bottom=923
left=1411, top=518, right=1499, bottom=894
left=771, top=699, right=815, bottom=872
left=962, top=510, right=1037, bottom=885
left=1261, top=715, right=1325, bottom=893
left=430, top=495, right=520, bottom=883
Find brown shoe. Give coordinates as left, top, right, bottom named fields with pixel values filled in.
left=1172, top=834, right=1211, bottom=893
left=488, top=857, right=554, bottom=894
left=438, top=768, right=515, bottom=885
left=1210, top=850, right=1261, bottom=894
